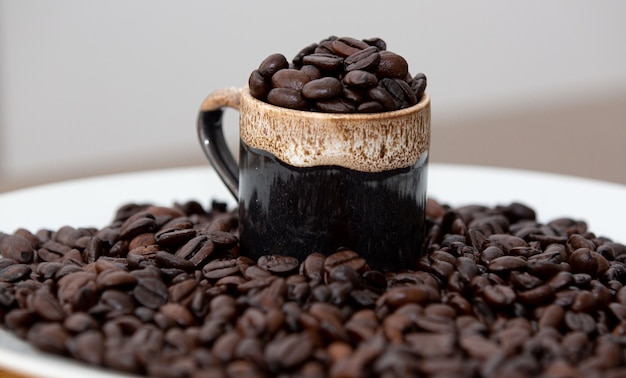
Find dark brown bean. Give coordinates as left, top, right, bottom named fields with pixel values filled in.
left=302, top=77, right=343, bottom=99
left=411, top=73, right=427, bottom=100
left=482, top=284, right=516, bottom=307
left=267, top=88, right=308, bottom=110
left=31, top=289, right=65, bottom=321
left=356, top=101, right=385, bottom=113
left=345, top=46, right=381, bottom=72
left=271, top=68, right=311, bottom=90
left=300, top=64, right=322, bottom=80
left=301, top=252, right=325, bottom=283
left=265, top=333, right=313, bottom=371
left=375, top=51, right=409, bottom=79
left=248, top=69, right=270, bottom=100
left=301, top=53, right=343, bottom=71
left=119, top=216, right=157, bottom=240
left=367, top=86, right=398, bottom=111
left=0, top=234, right=35, bottom=263
left=202, top=259, right=240, bottom=280
left=0, top=263, right=32, bottom=282
left=254, top=255, right=298, bottom=275
left=155, top=228, right=197, bottom=247
left=205, top=230, right=238, bottom=249
left=258, top=53, right=289, bottom=78
left=343, top=70, right=378, bottom=87
left=569, top=248, right=599, bottom=275
left=155, top=250, right=195, bottom=272
left=488, top=256, right=528, bottom=272
left=324, top=250, right=366, bottom=273
left=330, top=37, right=369, bottom=57
left=133, top=277, right=168, bottom=309
left=26, top=322, right=69, bottom=354
left=96, top=270, right=137, bottom=290
left=314, top=98, right=355, bottom=113
left=67, top=330, right=105, bottom=366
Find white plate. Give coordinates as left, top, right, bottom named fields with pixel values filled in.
left=1, top=163, right=626, bottom=377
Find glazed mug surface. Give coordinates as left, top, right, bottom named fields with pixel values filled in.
left=198, top=86, right=430, bottom=271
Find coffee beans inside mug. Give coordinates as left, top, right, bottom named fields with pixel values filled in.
left=248, top=36, right=427, bottom=113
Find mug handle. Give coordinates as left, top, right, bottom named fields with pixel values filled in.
left=197, top=87, right=242, bottom=199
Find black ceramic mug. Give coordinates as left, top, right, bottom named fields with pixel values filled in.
left=198, top=86, right=430, bottom=271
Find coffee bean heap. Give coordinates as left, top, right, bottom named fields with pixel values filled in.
left=2, top=199, right=626, bottom=377
left=248, top=36, right=427, bottom=113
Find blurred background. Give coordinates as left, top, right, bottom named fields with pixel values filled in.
left=1, top=0, right=625, bottom=193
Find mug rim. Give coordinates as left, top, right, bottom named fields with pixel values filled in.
left=241, top=86, right=430, bottom=120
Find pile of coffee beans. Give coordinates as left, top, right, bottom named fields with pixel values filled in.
left=248, top=36, right=427, bottom=113
left=2, top=199, right=626, bottom=377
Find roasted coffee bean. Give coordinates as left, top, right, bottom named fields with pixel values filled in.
left=133, top=277, right=168, bottom=309
left=292, top=43, right=318, bottom=67
left=569, top=248, right=599, bottom=275
left=378, top=78, right=411, bottom=108
left=324, top=249, right=366, bottom=273
left=314, top=98, right=355, bottom=113
left=343, top=70, right=378, bottom=87
left=564, top=311, right=597, bottom=334
left=482, top=284, right=516, bottom=307
left=0, top=263, right=31, bottom=282
left=63, top=312, right=98, bottom=333
left=567, top=234, right=596, bottom=252
left=510, top=271, right=543, bottom=290
left=302, top=77, right=343, bottom=99
left=205, top=230, right=238, bottom=249
left=256, top=255, right=299, bottom=275
left=175, top=235, right=215, bottom=266
left=119, top=215, right=157, bottom=240
left=488, top=256, right=528, bottom=272
left=96, top=269, right=137, bottom=290
left=363, top=37, right=387, bottom=51
left=375, top=51, right=409, bottom=79
left=155, top=250, right=195, bottom=272
left=301, top=252, right=325, bottom=283
left=267, top=88, right=308, bottom=110
left=517, top=284, right=555, bottom=306
left=258, top=53, right=289, bottom=79
left=100, top=289, right=135, bottom=316
left=330, top=37, right=369, bottom=57
left=0, top=234, right=35, bottom=263
left=26, top=322, right=69, bottom=354
left=300, top=64, right=322, bottom=81
left=265, top=333, right=314, bottom=371
left=271, top=68, right=311, bottom=90
left=357, top=101, right=385, bottom=113
left=301, top=53, right=343, bottom=72
left=31, top=289, right=65, bottom=321
left=155, top=228, right=196, bottom=247
left=345, top=46, right=381, bottom=72
left=202, top=259, right=240, bottom=280
left=411, top=72, right=427, bottom=100
left=67, top=330, right=105, bottom=366
left=367, top=86, right=398, bottom=111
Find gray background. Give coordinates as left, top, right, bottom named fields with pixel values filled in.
left=1, top=0, right=625, bottom=192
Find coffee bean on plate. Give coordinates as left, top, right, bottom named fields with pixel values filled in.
left=1, top=198, right=625, bottom=377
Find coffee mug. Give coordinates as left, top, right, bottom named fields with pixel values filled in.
left=198, top=86, right=430, bottom=271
